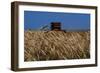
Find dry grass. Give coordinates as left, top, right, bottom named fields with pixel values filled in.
left=24, top=30, right=90, bottom=61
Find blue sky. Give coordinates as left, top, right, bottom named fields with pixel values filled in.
left=24, top=11, right=90, bottom=31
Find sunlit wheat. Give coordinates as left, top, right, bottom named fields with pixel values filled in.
left=24, top=30, right=90, bottom=61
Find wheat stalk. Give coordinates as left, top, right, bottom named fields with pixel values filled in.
left=24, top=30, right=90, bottom=61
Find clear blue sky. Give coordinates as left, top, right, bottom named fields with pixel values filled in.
left=24, top=11, right=90, bottom=31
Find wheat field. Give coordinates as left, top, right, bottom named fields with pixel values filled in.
left=24, top=30, right=90, bottom=61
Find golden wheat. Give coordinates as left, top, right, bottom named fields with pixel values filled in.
left=24, top=30, right=90, bottom=61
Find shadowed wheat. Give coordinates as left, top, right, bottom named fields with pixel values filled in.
left=24, top=30, right=90, bottom=61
